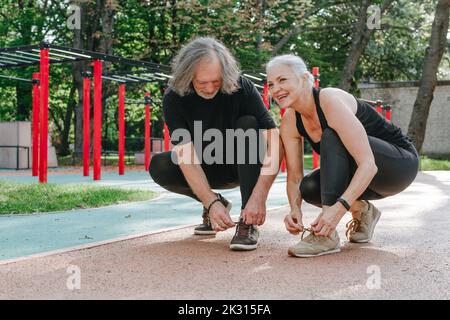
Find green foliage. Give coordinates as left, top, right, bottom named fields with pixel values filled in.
left=0, top=0, right=446, bottom=155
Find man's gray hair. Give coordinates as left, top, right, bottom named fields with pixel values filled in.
left=169, top=37, right=241, bottom=96
left=266, top=54, right=314, bottom=88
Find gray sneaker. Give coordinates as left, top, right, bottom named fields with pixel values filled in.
left=229, top=218, right=259, bottom=251
left=288, top=229, right=341, bottom=258
left=194, top=194, right=232, bottom=235
left=346, top=201, right=381, bottom=243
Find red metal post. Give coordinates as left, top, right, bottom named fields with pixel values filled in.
left=93, top=60, right=102, bottom=181
left=376, top=100, right=382, bottom=114
left=164, top=122, right=170, bottom=152
left=39, top=46, right=49, bottom=183
left=31, top=73, right=40, bottom=177
left=263, top=83, right=270, bottom=109
left=312, top=67, right=320, bottom=169
left=118, top=84, right=125, bottom=175
left=83, top=74, right=91, bottom=176
left=385, top=105, right=392, bottom=121
left=144, top=92, right=151, bottom=171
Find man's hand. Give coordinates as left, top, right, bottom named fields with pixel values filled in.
left=242, top=194, right=266, bottom=226
left=209, top=202, right=235, bottom=232
left=284, top=209, right=304, bottom=235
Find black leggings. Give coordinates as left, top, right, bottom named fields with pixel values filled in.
left=301, top=128, right=419, bottom=207
left=149, top=116, right=262, bottom=209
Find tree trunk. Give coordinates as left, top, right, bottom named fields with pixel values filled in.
left=407, top=0, right=450, bottom=154
left=59, top=85, right=77, bottom=155
left=15, top=82, right=31, bottom=120
left=338, top=0, right=395, bottom=91
left=73, top=18, right=85, bottom=158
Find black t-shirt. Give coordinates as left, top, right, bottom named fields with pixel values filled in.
left=163, top=76, right=276, bottom=149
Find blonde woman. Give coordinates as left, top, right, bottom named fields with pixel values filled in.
left=266, top=55, right=419, bottom=257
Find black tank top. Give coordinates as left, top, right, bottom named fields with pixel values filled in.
left=295, top=88, right=414, bottom=154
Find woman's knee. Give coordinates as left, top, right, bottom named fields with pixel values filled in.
left=300, top=173, right=321, bottom=206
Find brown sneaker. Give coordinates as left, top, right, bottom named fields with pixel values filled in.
left=229, top=217, right=259, bottom=251
left=194, top=194, right=232, bottom=235
left=346, top=201, right=381, bottom=243
left=288, top=229, right=341, bottom=258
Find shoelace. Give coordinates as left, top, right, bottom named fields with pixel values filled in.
left=202, top=208, right=210, bottom=225
left=236, top=221, right=253, bottom=237
left=345, top=218, right=361, bottom=238
left=300, top=227, right=315, bottom=241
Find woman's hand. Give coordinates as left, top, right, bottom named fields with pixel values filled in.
left=284, top=209, right=304, bottom=235
left=311, top=204, right=345, bottom=237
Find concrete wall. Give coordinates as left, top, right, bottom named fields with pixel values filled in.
left=358, top=81, right=450, bottom=156
left=0, top=121, right=58, bottom=169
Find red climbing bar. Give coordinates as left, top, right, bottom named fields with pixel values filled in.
left=118, top=84, right=125, bottom=175
left=385, top=105, right=392, bottom=121
left=263, top=83, right=270, bottom=109
left=164, top=122, right=170, bottom=152
left=93, top=60, right=102, bottom=181
left=312, top=67, right=320, bottom=169
left=39, top=46, right=49, bottom=183
left=31, top=72, right=40, bottom=177
left=83, top=74, right=91, bottom=176
left=144, top=92, right=151, bottom=171
left=280, top=108, right=286, bottom=173
left=376, top=100, right=382, bottom=114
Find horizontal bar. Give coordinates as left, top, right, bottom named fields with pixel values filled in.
left=243, top=73, right=263, bottom=81
left=101, top=75, right=126, bottom=83
left=127, top=75, right=157, bottom=82
left=32, top=49, right=77, bottom=60
left=0, top=74, right=32, bottom=82
left=110, top=75, right=140, bottom=82
left=0, top=44, right=40, bottom=53
left=0, top=55, right=34, bottom=64
left=50, top=48, right=92, bottom=58
left=0, top=59, right=17, bottom=65
left=155, top=72, right=173, bottom=79
left=16, top=50, right=62, bottom=62
left=1, top=52, right=40, bottom=62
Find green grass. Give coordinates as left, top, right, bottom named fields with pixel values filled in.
left=58, top=155, right=136, bottom=166
left=0, top=181, right=157, bottom=215
left=420, top=156, right=450, bottom=171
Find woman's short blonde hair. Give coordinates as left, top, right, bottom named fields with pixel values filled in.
left=169, top=37, right=241, bottom=96
left=266, top=54, right=314, bottom=88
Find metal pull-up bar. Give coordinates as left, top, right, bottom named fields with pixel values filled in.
left=39, top=44, right=49, bottom=183
left=118, top=84, right=126, bottom=175
left=83, top=72, right=91, bottom=177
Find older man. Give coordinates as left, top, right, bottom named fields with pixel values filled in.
left=149, top=37, right=280, bottom=251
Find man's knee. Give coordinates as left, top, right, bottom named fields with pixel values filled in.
left=149, top=152, right=173, bottom=184
left=236, top=115, right=259, bottom=131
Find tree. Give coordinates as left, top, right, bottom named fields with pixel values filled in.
left=338, top=0, right=395, bottom=91
left=407, top=0, right=450, bottom=154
